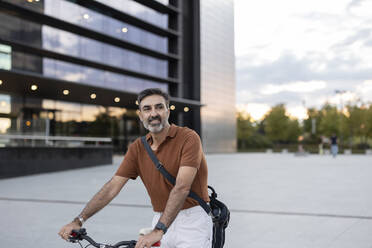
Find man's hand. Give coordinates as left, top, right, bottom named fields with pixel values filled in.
left=57, top=176, right=129, bottom=241
left=135, top=229, right=163, bottom=248
left=58, top=220, right=81, bottom=241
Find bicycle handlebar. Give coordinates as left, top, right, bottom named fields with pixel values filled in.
left=68, top=228, right=160, bottom=248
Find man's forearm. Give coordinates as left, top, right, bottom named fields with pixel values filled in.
left=77, top=178, right=119, bottom=222
left=158, top=186, right=189, bottom=227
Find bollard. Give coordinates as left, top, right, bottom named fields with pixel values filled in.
left=344, top=149, right=352, bottom=155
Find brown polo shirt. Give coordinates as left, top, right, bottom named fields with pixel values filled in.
left=115, top=124, right=209, bottom=212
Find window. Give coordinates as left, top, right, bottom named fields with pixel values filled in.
left=0, top=44, right=11, bottom=70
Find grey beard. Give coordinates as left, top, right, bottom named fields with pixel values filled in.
left=143, top=121, right=164, bottom=133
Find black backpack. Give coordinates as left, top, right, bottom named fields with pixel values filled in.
left=141, top=136, right=230, bottom=248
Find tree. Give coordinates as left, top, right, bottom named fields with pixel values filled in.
left=263, top=104, right=301, bottom=144
left=236, top=110, right=272, bottom=149
left=287, top=119, right=302, bottom=143
left=318, top=104, right=341, bottom=137
left=237, top=112, right=255, bottom=141
left=366, top=104, right=372, bottom=140
left=237, top=112, right=255, bottom=149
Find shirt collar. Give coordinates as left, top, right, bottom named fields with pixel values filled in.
left=146, top=124, right=178, bottom=142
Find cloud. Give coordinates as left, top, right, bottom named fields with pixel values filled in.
left=237, top=51, right=372, bottom=87
left=346, top=0, right=372, bottom=17
left=260, top=81, right=327, bottom=95
left=356, top=80, right=372, bottom=103
left=287, top=105, right=308, bottom=120
left=235, top=0, right=372, bottom=119
left=333, top=28, right=372, bottom=47
left=236, top=103, right=271, bottom=120
left=347, top=0, right=365, bottom=9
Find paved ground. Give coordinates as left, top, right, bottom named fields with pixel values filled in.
left=0, top=153, right=372, bottom=248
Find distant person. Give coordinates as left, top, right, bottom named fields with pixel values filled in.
left=318, top=136, right=324, bottom=155
left=330, top=133, right=338, bottom=158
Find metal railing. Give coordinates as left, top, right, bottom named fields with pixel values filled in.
left=0, top=134, right=112, bottom=148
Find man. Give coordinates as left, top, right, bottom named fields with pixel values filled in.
left=59, top=88, right=212, bottom=248
left=330, top=133, right=338, bottom=158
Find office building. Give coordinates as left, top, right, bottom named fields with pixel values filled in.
left=0, top=0, right=236, bottom=154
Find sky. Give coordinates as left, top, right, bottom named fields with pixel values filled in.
left=234, top=0, right=372, bottom=120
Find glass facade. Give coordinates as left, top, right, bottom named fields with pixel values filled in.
left=44, top=0, right=168, bottom=53
left=0, top=92, right=143, bottom=152
left=95, top=0, right=168, bottom=29
left=0, top=0, right=237, bottom=153
left=0, top=0, right=174, bottom=152
left=43, top=57, right=168, bottom=93
left=0, top=45, right=11, bottom=70
left=42, top=26, right=168, bottom=81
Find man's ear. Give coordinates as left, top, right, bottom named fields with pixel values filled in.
left=138, top=111, right=143, bottom=122
left=166, top=108, right=170, bottom=118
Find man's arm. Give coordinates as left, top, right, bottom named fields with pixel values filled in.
left=158, top=166, right=197, bottom=227
left=58, top=175, right=129, bottom=240
left=135, top=166, right=197, bottom=248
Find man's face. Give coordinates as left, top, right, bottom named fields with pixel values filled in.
left=139, top=94, right=170, bottom=133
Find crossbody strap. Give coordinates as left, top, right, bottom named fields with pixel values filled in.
left=141, top=136, right=211, bottom=214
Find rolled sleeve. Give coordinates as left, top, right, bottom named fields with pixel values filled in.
left=179, top=131, right=203, bottom=169
left=115, top=142, right=139, bottom=179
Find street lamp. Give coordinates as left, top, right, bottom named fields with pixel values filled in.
left=334, top=90, right=348, bottom=149
left=334, top=90, right=347, bottom=111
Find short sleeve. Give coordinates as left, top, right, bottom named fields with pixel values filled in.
left=115, top=142, right=139, bottom=179
left=179, top=131, right=203, bottom=169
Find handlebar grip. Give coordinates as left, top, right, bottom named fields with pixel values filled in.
left=152, top=241, right=161, bottom=247
left=68, top=229, right=87, bottom=242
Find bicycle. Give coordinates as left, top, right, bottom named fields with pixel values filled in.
left=68, top=228, right=161, bottom=248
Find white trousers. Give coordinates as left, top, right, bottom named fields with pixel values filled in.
left=152, top=206, right=213, bottom=248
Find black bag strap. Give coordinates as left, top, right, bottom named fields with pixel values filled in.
left=141, top=136, right=211, bottom=214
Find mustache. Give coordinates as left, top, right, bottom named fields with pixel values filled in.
left=148, top=116, right=161, bottom=122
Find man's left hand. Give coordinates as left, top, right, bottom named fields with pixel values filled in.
left=135, top=229, right=163, bottom=248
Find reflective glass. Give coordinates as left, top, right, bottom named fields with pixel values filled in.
left=43, top=57, right=168, bottom=93
left=95, top=0, right=168, bottom=29
left=155, top=0, right=169, bottom=4
left=0, top=44, right=11, bottom=70
left=42, top=26, right=168, bottom=78
left=12, top=52, right=42, bottom=73
left=0, top=118, right=11, bottom=134
left=44, top=0, right=168, bottom=53
left=0, top=94, right=11, bottom=114
left=2, top=0, right=44, bottom=13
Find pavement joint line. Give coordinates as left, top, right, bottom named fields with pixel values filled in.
left=229, top=209, right=372, bottom=220
left=1, top=197, right=372, bottom=220
left=0, top=197, right=152, bottom=209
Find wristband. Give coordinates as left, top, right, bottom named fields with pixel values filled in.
left=73, top=216, right=85, bottom=226
left=154, top=221, right=167, bottom=234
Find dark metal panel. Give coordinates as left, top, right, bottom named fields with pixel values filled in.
left=132, top=0, right=179, bottom=14
left=0, top=68, right=139, bottom=108
left=177, top=0, right=201, bottom=134
left=0, top=147, right=113, bottom=178
left=0, top=1, right=179, bottom=61
left=0, top=38, right=179, bottom=85
left=66, top=0, right=180, bottom=38
left=0, top=69, right=202, bottom=108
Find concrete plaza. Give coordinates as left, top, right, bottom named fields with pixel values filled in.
left=0, top=153, right=372, bottom=248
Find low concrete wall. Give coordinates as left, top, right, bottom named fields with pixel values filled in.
left=0, top=146, right=113, bottom=178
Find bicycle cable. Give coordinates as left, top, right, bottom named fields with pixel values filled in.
left=76, top=240, right=84, bottom=248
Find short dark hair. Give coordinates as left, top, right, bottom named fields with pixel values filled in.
left=137, top=88, right=170, bottom=108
